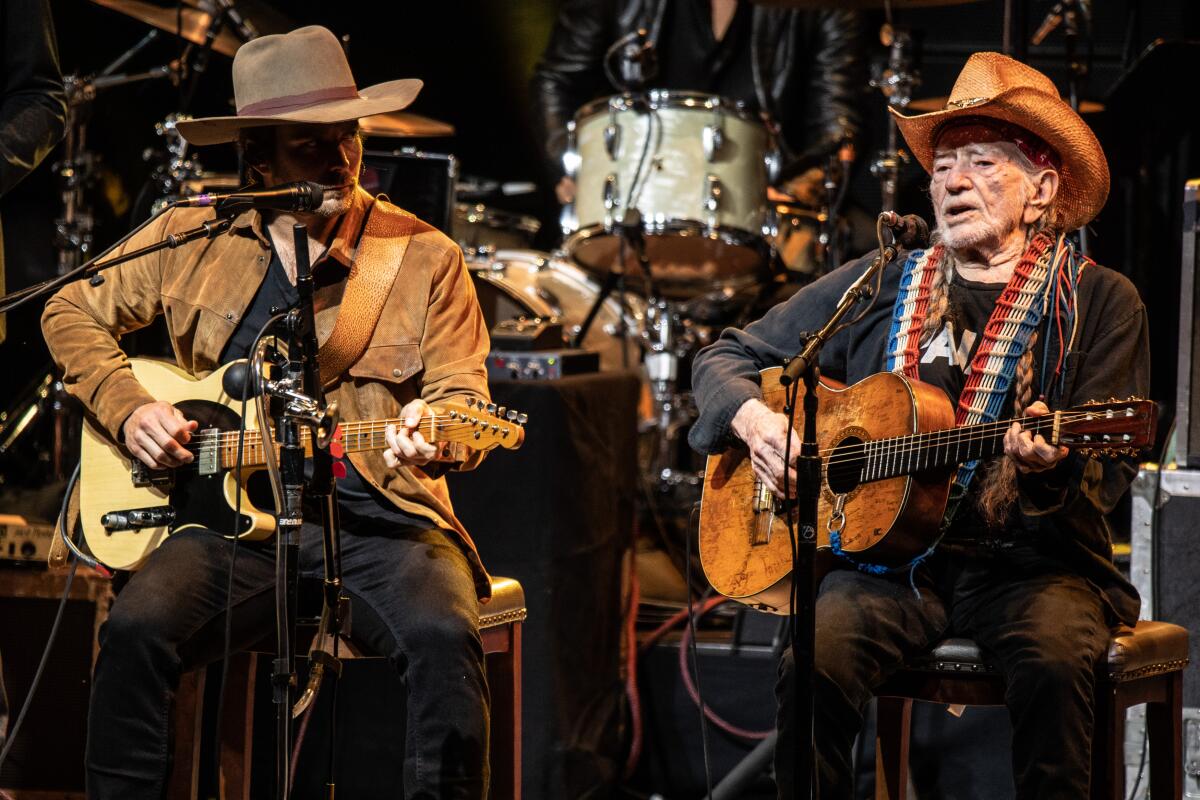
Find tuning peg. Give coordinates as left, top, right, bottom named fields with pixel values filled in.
left=497, top=406, right=507, bottom=419
left=517, top=412, right=528, bottom=425
left=466, top=397, right=476, bottom=408
left=506, top=410, right=517, bottom=421
left=486, top=402, right=497, bottom=415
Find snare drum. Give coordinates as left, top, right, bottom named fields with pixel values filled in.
left=468, top=250, right=644, bottom=371
left=563, top=91, right=777, bottom=296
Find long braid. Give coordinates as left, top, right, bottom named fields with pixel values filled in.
left=918, top=247, right=954, bottom=346
left=976, top=331, right=1038, bottom=526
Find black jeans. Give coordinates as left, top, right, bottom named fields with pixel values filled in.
left=85, top=512, right=489, bottom=800
left=775, top=542, right=1109, bottom=800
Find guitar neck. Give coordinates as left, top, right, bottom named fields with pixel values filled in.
left=211, top=414, right=479, bottom=469
left=853, top=415, right=1058, bottom=484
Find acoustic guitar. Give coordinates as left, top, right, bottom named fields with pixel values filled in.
left=698, top=368, right=1155, bottom=613
left=77, top=358, right=525, bottom=570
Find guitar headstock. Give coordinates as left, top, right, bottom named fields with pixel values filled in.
left=436, top=397, right=527, bottom=450
left=1056, top=398, right=1156, bottom=455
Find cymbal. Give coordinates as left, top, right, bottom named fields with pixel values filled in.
left=183, top=0, right=294, bottom=37
left=906, top=96, right=1105, bottom=114
left=358, top=111, right=454, bottom=138
left=750, top=0, right=980, bottom=7
left=91, top=0, right=244, bottom=57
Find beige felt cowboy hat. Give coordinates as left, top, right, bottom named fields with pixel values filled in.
left=175, top=25, right=422, bottom=146
left=890, top=52, right=1109, bottom=231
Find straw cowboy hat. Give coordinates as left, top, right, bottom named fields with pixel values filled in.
left=890, top=52, right=1109, bottom=231
left=175, top=25, right=421, bottom=146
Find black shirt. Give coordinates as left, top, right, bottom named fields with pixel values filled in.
left=220, top=232, right=427, bottom=527
left=915, top=277, right=1007, bottom=406
left=657, top=0, right=757, bottom=108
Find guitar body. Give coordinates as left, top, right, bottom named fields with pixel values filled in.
left=699, top=369, right=957, bottom=613
left=80, top=359, right=274, bottom=571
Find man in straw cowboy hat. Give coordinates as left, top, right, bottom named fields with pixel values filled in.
left=690, top=52, right=1148, bottom=797
left=42, top=26, right=494, bottom=798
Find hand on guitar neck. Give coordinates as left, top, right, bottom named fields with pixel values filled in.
left=382, top=399, right=438, bottom=468
left=730, top=398, right=803, bottom=498
left=1004, top=400, right=1069, bottom=473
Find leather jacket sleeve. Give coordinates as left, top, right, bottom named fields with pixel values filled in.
left=529, top=0, right=620, bottom=182
left=0, top=0, right=67, bottom=197
left=779, top=9, right=865, bottom=178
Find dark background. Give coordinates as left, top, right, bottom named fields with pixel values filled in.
left=3, top=0, right=1199, bottom=462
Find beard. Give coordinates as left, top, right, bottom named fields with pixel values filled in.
left=312, top=182, right=355, bottom=217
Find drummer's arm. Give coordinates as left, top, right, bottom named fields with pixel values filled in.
left=785, top=10, right=867, bottom=180
left=529, top=0, right=616, bottom=181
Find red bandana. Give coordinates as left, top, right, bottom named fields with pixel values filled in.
left=934, top=116, right=1061, bottom=172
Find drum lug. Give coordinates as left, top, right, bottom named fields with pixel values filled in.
left=764, top=148, right=781, bottom=185
left=562, top=119, right=579, bottom=178
left=604, top=105, right=621, bottom=159
left=703, top=124, right=725, bottom=164
left=703, top=174, right=723, bottom=218
left=603, top=173, right=621, bottom=229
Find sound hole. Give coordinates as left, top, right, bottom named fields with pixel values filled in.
left=826, top=437, right=866, bottom=495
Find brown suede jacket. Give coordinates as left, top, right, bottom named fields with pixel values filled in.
left=41, top=187, right=497, bottom=599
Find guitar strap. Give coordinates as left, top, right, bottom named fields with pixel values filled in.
left=830, top=233, right=1062, bottom=585
left=318, top=197, right=432, bottom=386
left=886, top=232, right=1057, bottom=492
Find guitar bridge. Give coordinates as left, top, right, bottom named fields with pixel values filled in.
left=751, top=481, right=774, bottom=546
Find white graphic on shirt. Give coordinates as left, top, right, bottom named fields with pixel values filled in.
left=920, top=324, right=976, bottom=372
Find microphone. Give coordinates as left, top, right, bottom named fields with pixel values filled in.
left=879, top=211, right=930, bottom=249
left=178, top=181, right=326, bottom=213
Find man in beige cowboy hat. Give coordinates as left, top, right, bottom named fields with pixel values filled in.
left=42, top=26, right=494, bottom=798
left=689, top=52, right=1148, bottom=797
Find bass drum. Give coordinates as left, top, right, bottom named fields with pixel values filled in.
left=468, top=250, right=644, bottom=371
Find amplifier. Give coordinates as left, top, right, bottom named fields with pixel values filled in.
left=0, top=567, right=112, bottom=797
left=0, top=515, right=55, bottom=564
left=1176, top=179, right=1200, bottom=467
left=1126, top=465, right=1200, bottom=797
left=486, top=349, right=599, bottom=381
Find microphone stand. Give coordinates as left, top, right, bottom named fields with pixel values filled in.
left=290, top=223, right=346, bottom=798
left=777, top=232, right=905, bottom=799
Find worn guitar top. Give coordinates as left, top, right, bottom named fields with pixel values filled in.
left=689, top=248, right=1150, bottom=624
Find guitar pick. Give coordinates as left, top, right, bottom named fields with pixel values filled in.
left=332, top=461, right=347, bottom=479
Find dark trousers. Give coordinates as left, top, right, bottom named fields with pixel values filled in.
left=85, top=512, right=489, bottom=800
left=775, top=542, right=1109, bottom=800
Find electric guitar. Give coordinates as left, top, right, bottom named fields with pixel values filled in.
left=78, top=358, right=526, bottom=570
left=698, top=368, right=1156, bottom=613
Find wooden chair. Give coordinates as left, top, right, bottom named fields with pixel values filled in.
left=873, top=620, right=1189, bottom=800
left=169, top=575, right=526, bottom=799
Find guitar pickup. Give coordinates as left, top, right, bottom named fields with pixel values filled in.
left=130, top=461, right=174, bottom=489
left=101, top=506, right=176, bottom=533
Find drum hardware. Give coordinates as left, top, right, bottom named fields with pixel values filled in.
left=1031, top=0, right=1095, bottom=254
left=869, top=24, right=920, bottom=212
left=639, top=298, right=703, bottom=491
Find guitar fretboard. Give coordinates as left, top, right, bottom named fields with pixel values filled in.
left=192, top=414, right=508, bottom=470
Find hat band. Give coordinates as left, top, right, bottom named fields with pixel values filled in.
left=238, top=84, right=360, bottom=117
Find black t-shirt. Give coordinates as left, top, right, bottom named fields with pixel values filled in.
left=220, top=233, right=428, bottom=528
left=657, top=0, right=757, bottom=109
left=914, top=277, right=1013, bottom=535
left=914, top=277, right=1006, bottom=407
